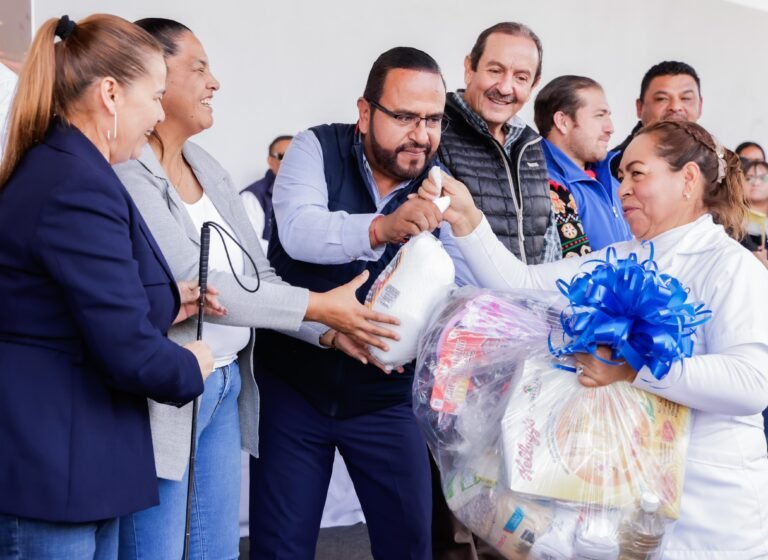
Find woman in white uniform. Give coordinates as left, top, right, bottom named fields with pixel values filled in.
left=425, top=120, right=768, bottom=559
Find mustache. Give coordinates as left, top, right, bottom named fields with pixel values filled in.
left=396, top=141, right=432, bottom=155
left=486, top=88, right=517, bottom=104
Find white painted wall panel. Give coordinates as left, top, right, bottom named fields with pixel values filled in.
left=32, top=0, right=768, bottom=187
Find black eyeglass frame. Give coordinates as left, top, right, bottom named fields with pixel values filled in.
left=364, top=98, right=449, bottom=131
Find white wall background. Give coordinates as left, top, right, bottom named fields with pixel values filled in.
left=33, top=0, right=768, bottom=188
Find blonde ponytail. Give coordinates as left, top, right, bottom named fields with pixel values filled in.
left=0, top=14, right=163, bottom=189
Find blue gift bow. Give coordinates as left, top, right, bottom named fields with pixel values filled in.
left=549, top=244, right=711, bottom=380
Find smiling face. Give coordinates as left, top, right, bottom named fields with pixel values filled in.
left=160, top=31, right=220, bottom=137
left=557, top=87, right=614, bottom=167
left=463, top=32, right=539, bottom=138
left=110, top=52, right=167, bottom=163
left=637, top=74, right=702, bottom=126
left=617, top=133, right=702, bottom=240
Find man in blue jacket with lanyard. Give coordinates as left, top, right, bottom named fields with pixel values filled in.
left=249, top=47, right=446, bottom=560
left=534, top=75, right=631, bottom=257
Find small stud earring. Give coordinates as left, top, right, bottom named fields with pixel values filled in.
left=683, top=192, right=691, bottom=200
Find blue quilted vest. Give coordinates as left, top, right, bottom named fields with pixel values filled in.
left=254, top=123, right=431, bottom=418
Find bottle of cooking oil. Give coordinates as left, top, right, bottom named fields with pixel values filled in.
left=618, top=493, right=666, bottom=560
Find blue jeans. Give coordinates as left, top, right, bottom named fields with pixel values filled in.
left=0, top=515, right=118, bottom=559
left=119, top=360, right=242, bottom=560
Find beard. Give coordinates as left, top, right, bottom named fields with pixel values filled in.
left=367, top=117, right=435, bottom=181
left=569, top=122, right=610, bottom=165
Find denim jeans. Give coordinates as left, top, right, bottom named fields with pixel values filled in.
left=119, top=360, right=242, bottom=560
left=0, top=515, right=118, bottom=559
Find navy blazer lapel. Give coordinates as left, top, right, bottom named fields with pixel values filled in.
left=133, top=203, right=178, bottom=286
left=46, top=123, right=178, bottom=284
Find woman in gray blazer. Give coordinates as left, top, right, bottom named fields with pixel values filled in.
left=114, top=19, right=396, bottom=560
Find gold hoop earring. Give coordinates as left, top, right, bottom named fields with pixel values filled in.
left=106, top=110, right=118, bottom=141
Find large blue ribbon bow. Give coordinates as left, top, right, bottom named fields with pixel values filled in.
left=549, top=245, right=711, bottom=380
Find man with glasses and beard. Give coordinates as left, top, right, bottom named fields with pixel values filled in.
left=248, top=47, right=445, bottom=560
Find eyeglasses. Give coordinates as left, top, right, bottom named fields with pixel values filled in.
left=269, top=152, right=285, bottom=161
left=746, top=174, right=768, bottom=184
left=365, top=98, right=449, bottom=131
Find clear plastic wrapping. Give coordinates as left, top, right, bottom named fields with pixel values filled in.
left=414, top=288, right=692, bottom=559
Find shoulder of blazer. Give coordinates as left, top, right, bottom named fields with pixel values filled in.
left=183, top=141, right=229, bottom=189
left=183, top=142, right=248, bottom=219
left=36, top=124, right=127, bottom=198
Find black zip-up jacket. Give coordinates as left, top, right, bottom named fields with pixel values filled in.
left=438, top=93, right=551, bottom=264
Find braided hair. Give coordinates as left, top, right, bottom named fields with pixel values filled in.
left=637, top=120, right=747, bottom=240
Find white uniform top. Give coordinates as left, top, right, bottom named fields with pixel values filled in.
left=452, top=213, right=768, bottom=559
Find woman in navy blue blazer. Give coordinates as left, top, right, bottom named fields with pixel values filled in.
left=0, top=14, right=215, bottom=558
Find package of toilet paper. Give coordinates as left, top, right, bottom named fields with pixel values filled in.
left=365, top=232, right=455, bottom=369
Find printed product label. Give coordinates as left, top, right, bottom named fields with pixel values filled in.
left=503, top=507, right=525, bottom=533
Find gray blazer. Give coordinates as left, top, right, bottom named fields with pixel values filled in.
left=114, top=142, right=310, bottom=480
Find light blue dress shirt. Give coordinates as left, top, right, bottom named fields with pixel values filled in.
left=273, top=129, right=483, bottom=286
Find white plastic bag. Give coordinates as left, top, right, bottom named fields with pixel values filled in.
left=363, top=166, right=455, bottom=370
left=365, top=231, right=455, bottom=369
